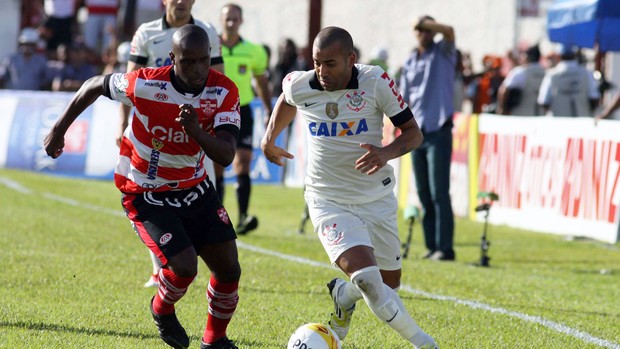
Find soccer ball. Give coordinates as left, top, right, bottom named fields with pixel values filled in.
left=287, top=323, right=341, bottom=349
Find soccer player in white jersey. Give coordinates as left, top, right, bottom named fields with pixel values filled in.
left=45, top=25, right=242, bottom=349
left=261, top=26, right=439, bottom=349
left=121, top=0, right=225, bottom=288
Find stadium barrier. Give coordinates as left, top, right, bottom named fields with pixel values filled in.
left=1, top=90, right=618, bottom=243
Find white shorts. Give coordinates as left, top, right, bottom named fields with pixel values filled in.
left=305, top=193, right=402, bottom=271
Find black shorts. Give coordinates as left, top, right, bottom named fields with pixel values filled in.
left=238, top=104, right=254, bottom=150
left=121, top=179, right=236, bottom=266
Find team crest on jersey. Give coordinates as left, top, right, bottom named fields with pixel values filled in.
left=217, top=207, right=230, bottom=225
left=154, top=92, right=168, bottom=101
left=322, top=223, right=344, bottom=246
left=152, top=138, right=164, bottom=150
left=325, top=103, right=339, bottom=119
left=200, top=98, right=217, bottom=115
left=159, top=233, right=173, bottom=245
left=346, top=90, right=367, bottom=112
left=238, top=64, right=247, bottom=74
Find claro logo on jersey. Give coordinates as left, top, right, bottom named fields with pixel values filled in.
left=152, top=126, right=193, bottom=143
left=309, top=119, right=369, bottom=137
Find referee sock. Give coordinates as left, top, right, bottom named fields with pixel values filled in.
left=236, top=174, right=251, bottom=217
left=203, top=275, right=239, bottom=344
left=152, top=268, right=196, bottom=315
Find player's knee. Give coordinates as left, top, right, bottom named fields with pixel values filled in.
left=213, top=261, right=241, bottom=283
left=167, top=249, right=199, bottom=277
left=351, top=266, right=383, bottom=303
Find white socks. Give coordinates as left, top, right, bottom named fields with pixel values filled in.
left=349, top=266, right=437, bottom=349
left=149, top=250, right=161, bottom=274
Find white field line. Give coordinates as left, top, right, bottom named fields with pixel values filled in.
left=1, top=176, right=618, bottom=349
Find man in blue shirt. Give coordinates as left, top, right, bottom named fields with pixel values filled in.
left=400, top=15, right=456, bottom=261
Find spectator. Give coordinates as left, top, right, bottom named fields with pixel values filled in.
left=400, top=15, right=457, bottom=261
left=51, top=41, right=98, bottom=91
left=496, top=45, right=545, bottom=116
left=468, top=54, right=504, bottom=114
left=102, top=41, right=130, bottom=74
left=41, top=0, right=78, bottom=59
left=0, top=28, right=48, bottom=91
left=119, top=0, right=225, bottom=289
left=217, top=3, right=272, bottom=235
left=271, top=38, right=306, bottom=97
left=44, top=24, right=243, bottom=349
left=82, top=0, right=120, bottom=57
left=262, top=26, right=438, bottom=349
left=537, top=45, right=600, bottom=117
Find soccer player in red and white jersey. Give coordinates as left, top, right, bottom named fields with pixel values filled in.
left=122, top=0, right=225, bottom=288
left=45, top=25, right=242, bottom=349
left=262, top=27, right=438, bottom=349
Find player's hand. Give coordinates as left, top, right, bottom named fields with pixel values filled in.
left=355, top=143, right=388, bottom=175
left=176, top=104, right=200, bottom=138
left=43, top=131, right=65, bottom=159
left=261, top=141, right=294, bottom=167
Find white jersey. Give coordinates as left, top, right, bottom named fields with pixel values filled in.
left=502, top=63, right=545, bottom=116
left=129, top=16, right=222, bottom=68
left=283, top=64, right=410, bottom=204
left=537, top=60, right=600, bottom=117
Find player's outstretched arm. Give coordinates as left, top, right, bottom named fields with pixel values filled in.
left=116, top=61, right=144, bottom=147
left=261, top=94, right=296, bottom=166
left=44, top=75, right=107, bottom=159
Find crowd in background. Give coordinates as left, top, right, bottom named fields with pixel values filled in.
left=0, top=0, right=616, bottom=118
left=0, top=0, right=161, bottom=92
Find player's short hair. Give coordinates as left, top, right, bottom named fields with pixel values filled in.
left=172, top=24, right=210, bottom=52
left=314, top=26, right=354, bottom=55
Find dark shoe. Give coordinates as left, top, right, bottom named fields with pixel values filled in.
left=150, top=297, right=190, bottom=349
left=200, top=336, right=239, bottom=349
left=236, top=215, right=258, bottom=235
left=429, top=250, right=455, bottom=261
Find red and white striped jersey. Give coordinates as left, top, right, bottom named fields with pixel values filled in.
left=107, top=65, right=240, bottom=193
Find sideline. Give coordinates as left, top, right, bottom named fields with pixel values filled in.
left=1, top=176, right=618, bottom=349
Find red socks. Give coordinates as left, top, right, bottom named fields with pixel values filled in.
left=152, top=268, right=196, bottom=315
left=202, top=275, right=239, bottom=344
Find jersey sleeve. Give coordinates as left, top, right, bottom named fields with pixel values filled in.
left=214, top=78, right=242, bottom=131
left=129, top=24, right=149, bottom=64
left=372, top=66, right=409, bottom=118
left=282, top=71, right=304, bottom=106
left=106, top=71, right=137, bottom=106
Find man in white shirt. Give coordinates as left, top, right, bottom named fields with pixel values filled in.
left=497, top=45, right=545, bottom=116
left=537, top=45, right=600, bottom=117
